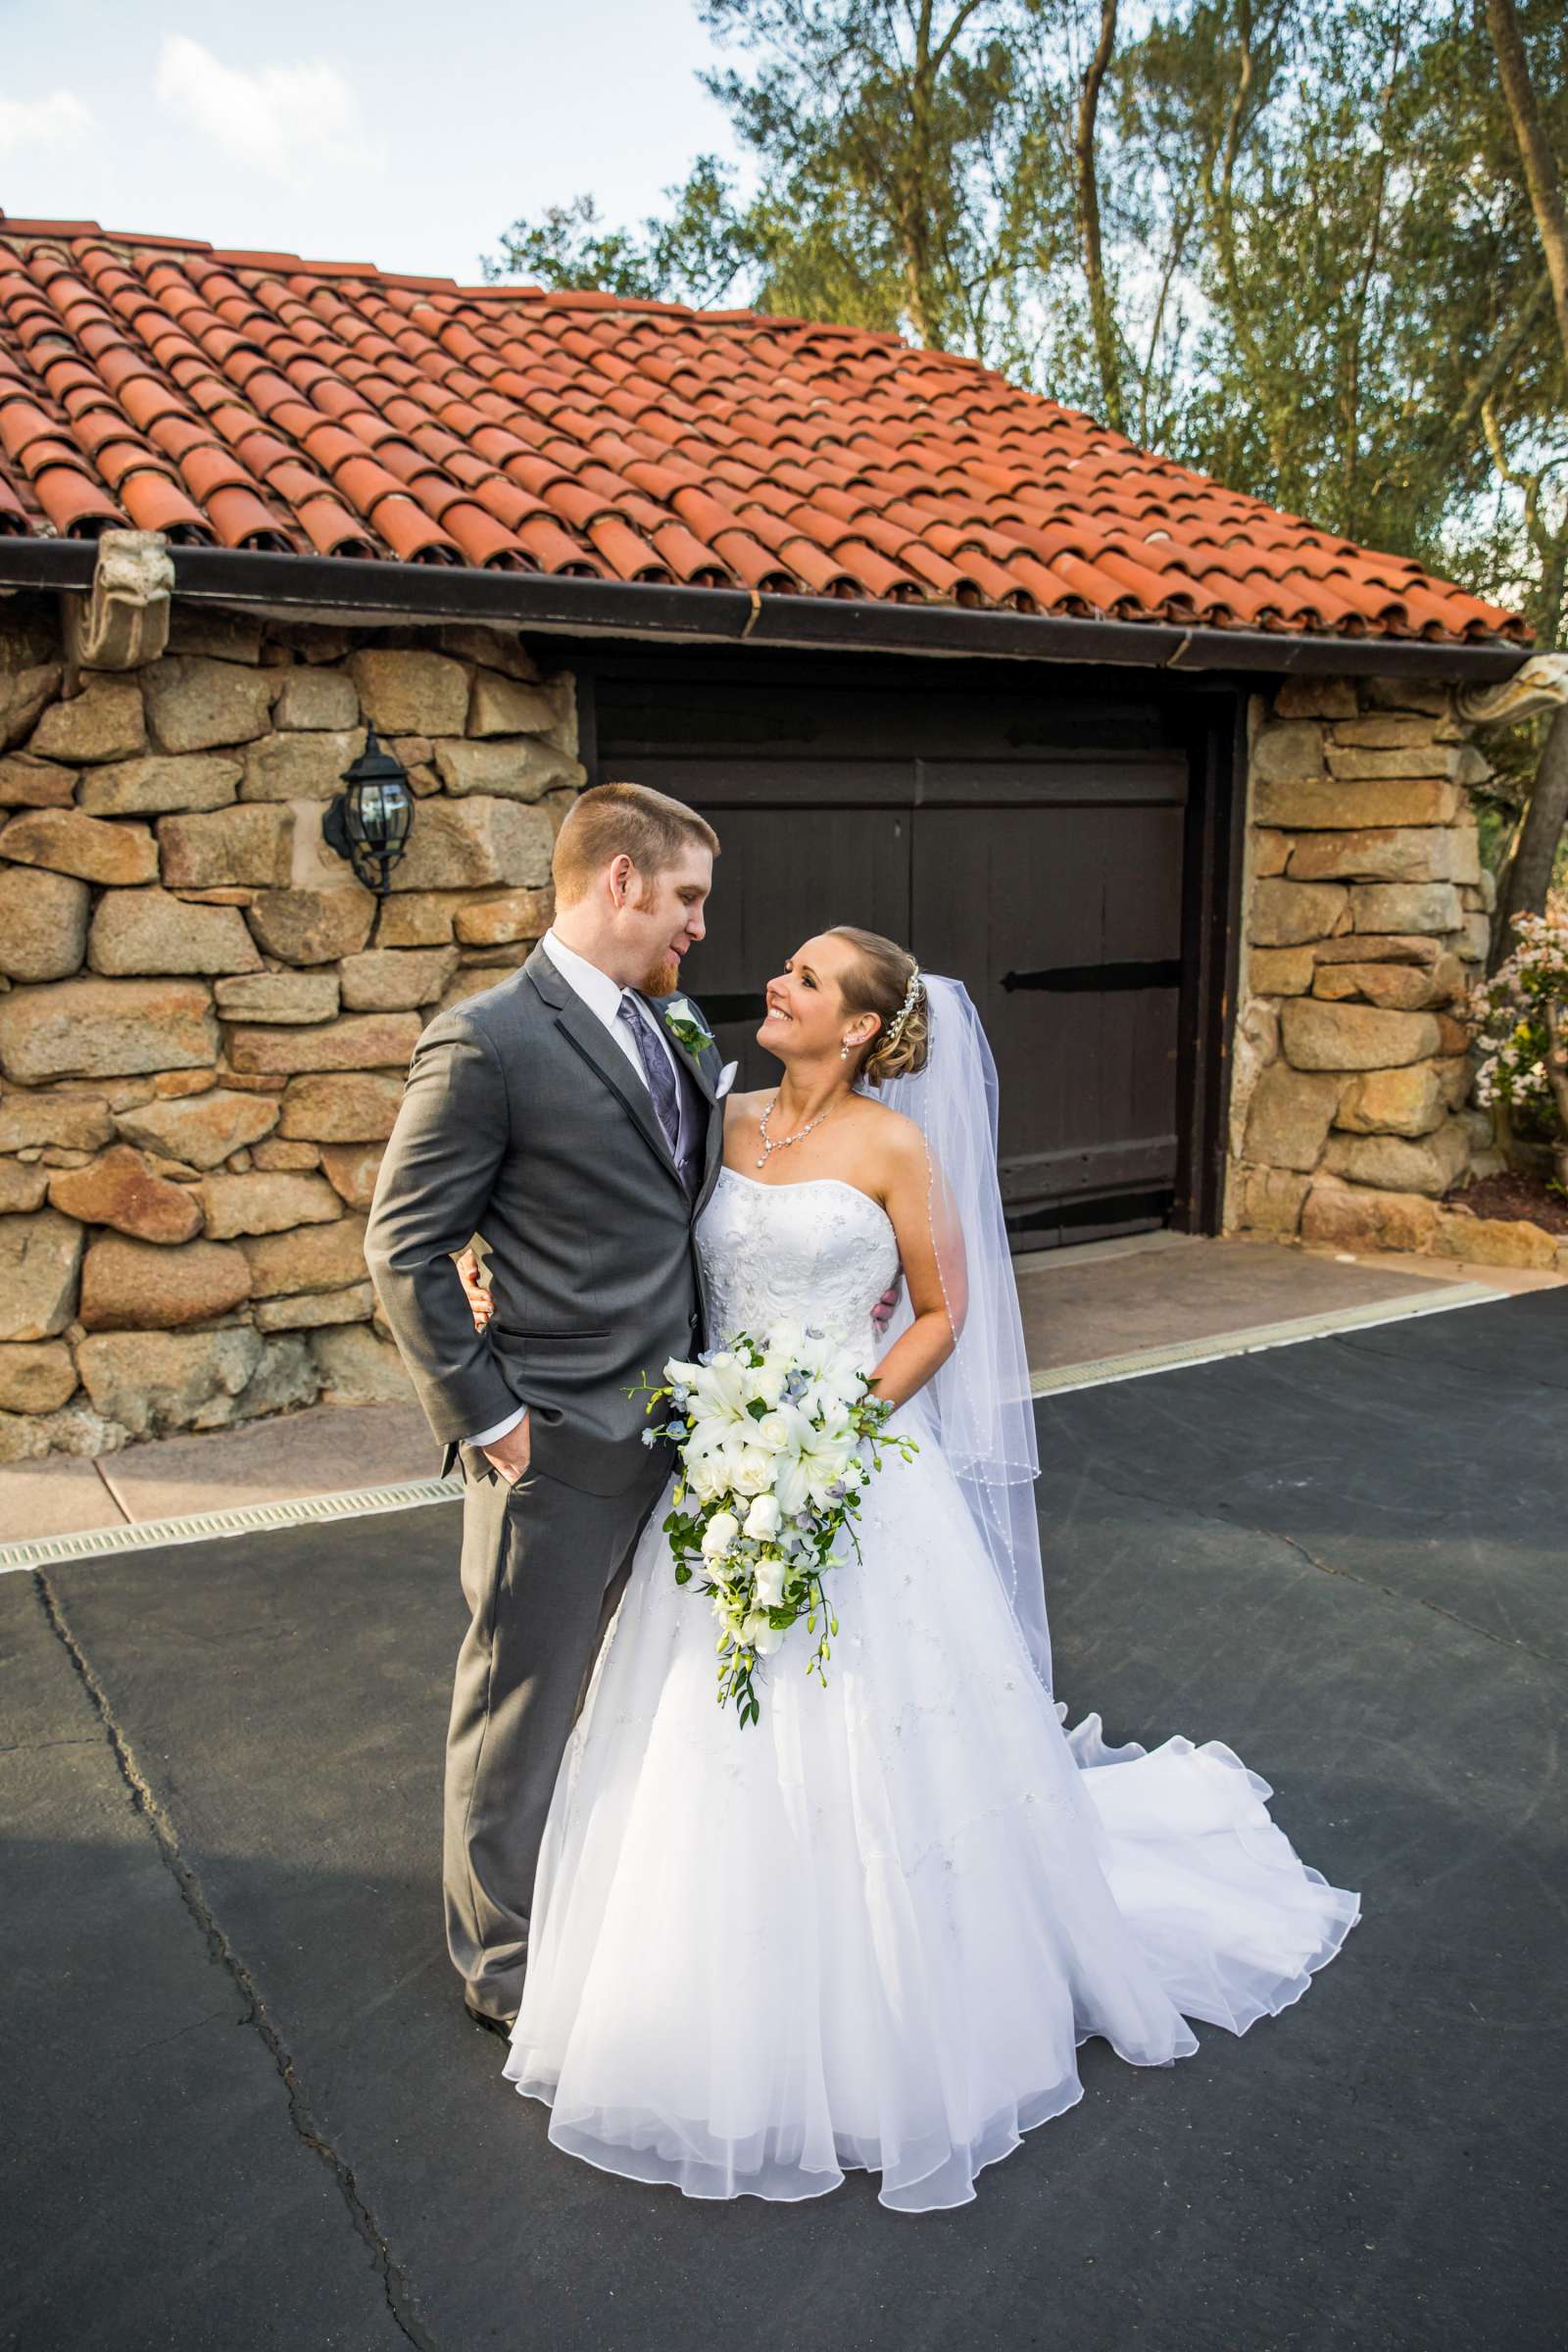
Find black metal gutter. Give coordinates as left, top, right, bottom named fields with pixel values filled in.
left=0, top=535, right=1528, bottom=683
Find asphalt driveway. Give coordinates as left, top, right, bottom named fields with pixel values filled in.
left=4, top=1288, right=1564, bottom=2352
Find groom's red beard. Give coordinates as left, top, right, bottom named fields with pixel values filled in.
left=642, top=952, right=682, bottom=998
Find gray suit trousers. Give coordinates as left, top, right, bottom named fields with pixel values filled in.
left=444, top=1443, right=669, bottom=2024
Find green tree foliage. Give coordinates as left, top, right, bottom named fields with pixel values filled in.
left=485, top=4, right=1022, bottom=346
left=482, top=157, right=750, bottom=305
left=485, top=0, right=1567, bottom=899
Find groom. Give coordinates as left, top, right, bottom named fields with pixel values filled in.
left=365, top=781, right=727, bottom=2035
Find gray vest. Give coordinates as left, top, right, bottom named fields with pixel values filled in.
left=665, top=1024, right=707, bottom=1201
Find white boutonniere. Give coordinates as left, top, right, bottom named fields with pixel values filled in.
left=662, top=997, right=714, bottom=1057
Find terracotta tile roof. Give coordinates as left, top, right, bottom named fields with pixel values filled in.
left=0, top=217, right=1528, bottom=646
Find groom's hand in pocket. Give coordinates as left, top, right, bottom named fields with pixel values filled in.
left=482, top=1411, right=531, bottom=1486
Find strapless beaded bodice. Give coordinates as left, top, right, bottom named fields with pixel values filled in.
left=695, top=1168, right=900, bottom=1358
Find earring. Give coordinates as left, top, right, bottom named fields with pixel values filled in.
left=839, top=1040, right=851, bottom=1059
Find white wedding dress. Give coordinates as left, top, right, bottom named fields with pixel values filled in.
left=503, top=1167, right=1361, bottom=2211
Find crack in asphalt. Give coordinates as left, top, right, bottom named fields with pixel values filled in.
left=1077, top=1465, right=1568, bottom=1676
left=1325, top=1321, right=1568, bottom=1395
left=31, top=1568, right=442, bottom=2352
left=1265, top=1523, right=1568, bottom=1672
left=116, top=2005, right=241, bottom=2066
left=0, top=1736, right=100, bottom=1753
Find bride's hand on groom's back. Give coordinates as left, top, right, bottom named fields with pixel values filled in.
left=456, top=1246, right=495, bottom=1333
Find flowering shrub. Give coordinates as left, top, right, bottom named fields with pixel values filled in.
left=1465, top=911, right=1568, bottom=1179
left=632, top=1321, right=918, bottom=1727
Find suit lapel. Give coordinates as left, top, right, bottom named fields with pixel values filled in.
left=690, top=1042, right=726, bottom=1218
left=695, top=1089, right=725, bottom=1218
left=648, top=989, right=717, bottom=1102
left=528, top=943, right=686, bottom=1195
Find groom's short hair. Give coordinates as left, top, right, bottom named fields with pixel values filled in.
left=553, top=781, right=719, bottom=905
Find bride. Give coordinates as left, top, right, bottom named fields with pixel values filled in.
left=471, top=923, right=1360, bottom=2212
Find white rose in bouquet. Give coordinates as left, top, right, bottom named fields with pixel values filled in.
left=744, top=1493, right=781, bottom=1541
left=746, top=1358, right=788, bottom=1409
left=702, top=1509, right=741, bottom=1559
left=729, top=1446, right=773, bottom=1496
left=762, top=1317, right=806, bottom=1369
left=754, top=1551, right=786, bottom=1606
left=743, top=1610, right=784, bottom=1655
left=687, top=1451, right=727, bottom=1503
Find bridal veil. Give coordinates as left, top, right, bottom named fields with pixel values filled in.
left=875, top=973, right=1054, bottom=1693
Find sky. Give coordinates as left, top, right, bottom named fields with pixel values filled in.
left=0, top=0, right=753, bottom=282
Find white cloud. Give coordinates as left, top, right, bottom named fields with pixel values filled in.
left=0, top=88, right=93, bottom=155
left=154, top=34, right=377, bottom=180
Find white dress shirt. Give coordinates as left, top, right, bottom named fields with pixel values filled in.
left=536, top=927, right=683, bottom=1091
left=466, top=929, right=684, bottom=1448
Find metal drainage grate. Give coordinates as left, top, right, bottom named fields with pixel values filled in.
left=0, top=1278, right=1513, bottom=1571
left=1029, top=1279, right=1507, bottom=1397
left=0, top=1476, right=463, bottom=1577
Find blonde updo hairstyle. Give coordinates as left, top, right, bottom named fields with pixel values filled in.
left=829, top=926, right=931, bottom=1089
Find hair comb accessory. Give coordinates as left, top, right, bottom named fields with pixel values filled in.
left=880, top=963, right=924, bottom=1053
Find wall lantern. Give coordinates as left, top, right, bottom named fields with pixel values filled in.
left=323, top=727, right=415, bottom=894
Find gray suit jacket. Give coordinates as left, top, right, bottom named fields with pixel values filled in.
left=365, top=941, right=727, bottom=1495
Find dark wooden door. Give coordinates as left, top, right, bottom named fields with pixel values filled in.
left=590, top=656, right=1235, bottom=1247
left=640, top=762, right=911, bottom=1089
left=910, top=759, right=1187, bottom=1229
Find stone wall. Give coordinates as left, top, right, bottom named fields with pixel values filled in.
left=0, top=598, right=581, bottom=1461
left=1224, top=674, right=1568, bottom=1276
left=3, top=602, right=1555, bottom=1466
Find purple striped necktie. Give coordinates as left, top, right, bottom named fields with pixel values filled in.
left=615, top=992, right=682, bottom=1159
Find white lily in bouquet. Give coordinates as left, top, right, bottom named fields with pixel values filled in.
left=630, top=1322, right=919, bottom=1727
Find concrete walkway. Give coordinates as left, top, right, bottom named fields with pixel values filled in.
left=3, top=1230, right=1559, bottom=1554
left=3, top=1283, right=1564, bottom=2350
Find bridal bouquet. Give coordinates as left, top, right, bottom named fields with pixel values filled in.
left=632, top=1323, right=919, bottom=1728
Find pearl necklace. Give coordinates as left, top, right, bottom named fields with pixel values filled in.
left=756, top=1090, right=838, bottom=1169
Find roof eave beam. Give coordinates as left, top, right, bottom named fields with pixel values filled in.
left=0, top=536, right=1529, bottom=684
